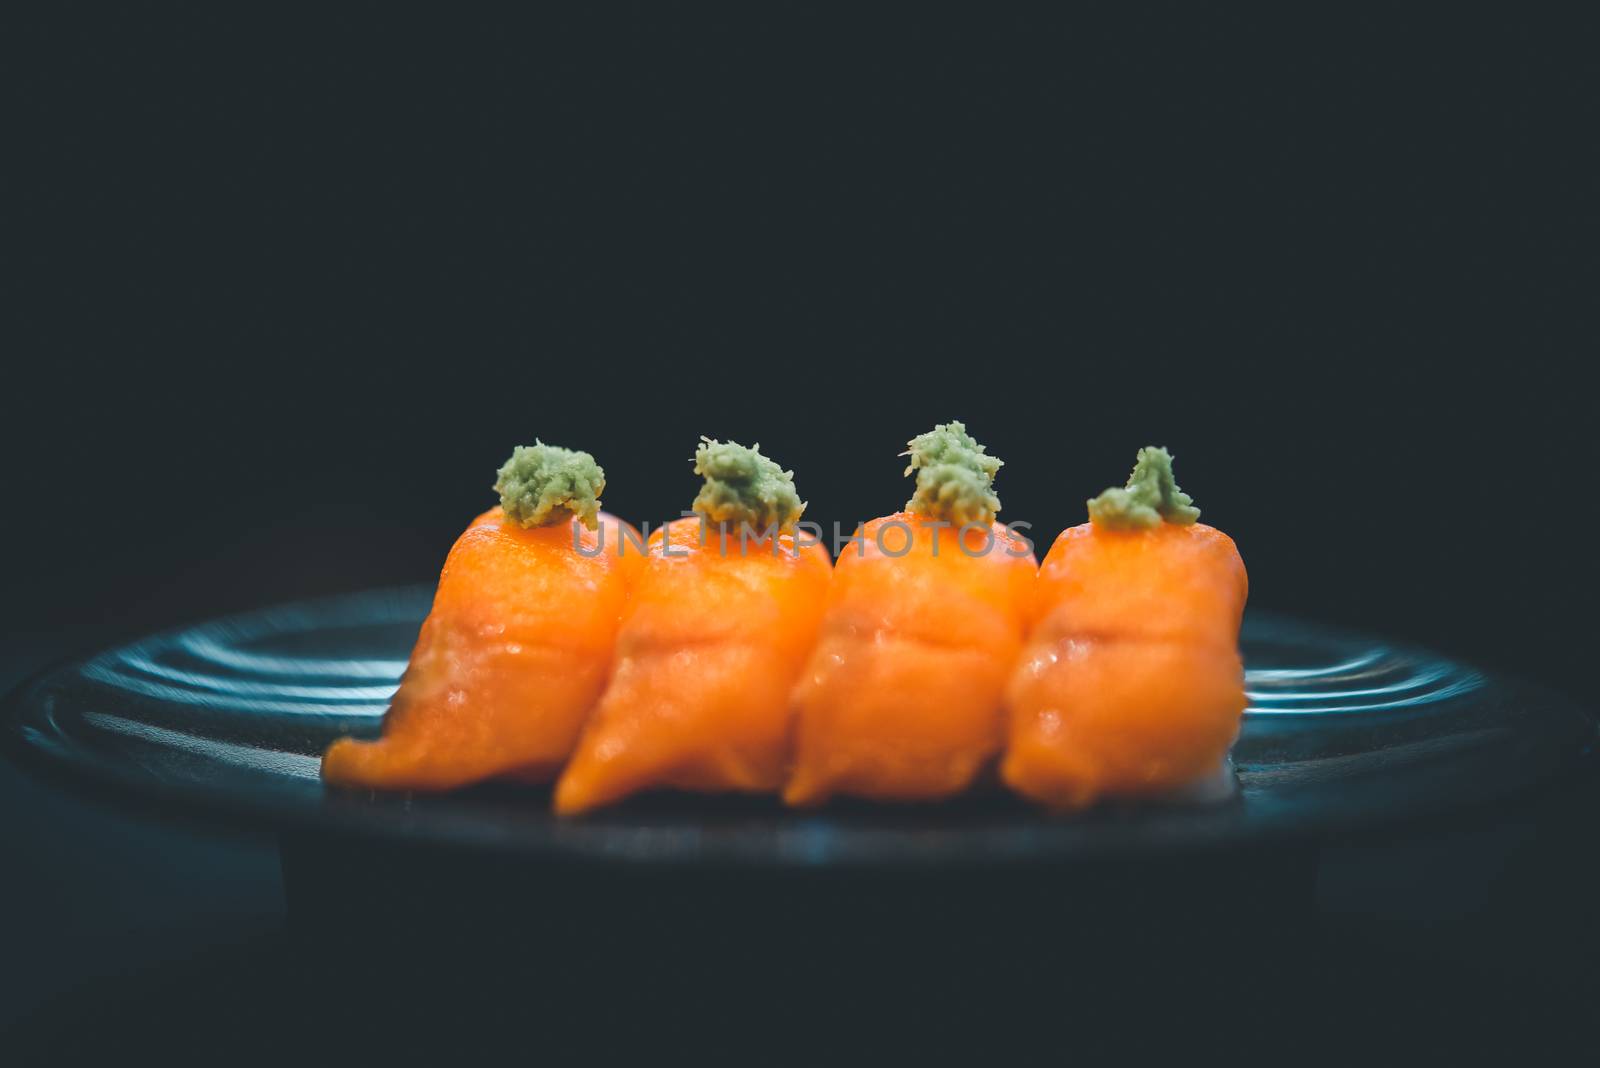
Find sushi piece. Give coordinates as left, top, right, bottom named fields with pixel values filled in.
left=553, top=439, right=831, bottom=815
left=322, top=442, right=639, bottom=791
left=784, top=422, right=1037, bottom=805
left=1002, top=446, right=1248, bottom=810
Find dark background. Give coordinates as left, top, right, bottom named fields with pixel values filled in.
left=4, top=5, right=1596, bottom=1059
left=7, top=7, right=1595, bottom=689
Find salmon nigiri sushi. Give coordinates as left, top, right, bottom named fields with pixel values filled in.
left=323, top=442, right=640, bottom=791
left=1003, top=446, right=1248, bottom=810
left=553, top=439, right=832, bottom=815
left=784, top=422, right=1038, bottom=805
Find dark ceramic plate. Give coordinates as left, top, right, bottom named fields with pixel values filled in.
left=2, top=587, right=1592, bottom=866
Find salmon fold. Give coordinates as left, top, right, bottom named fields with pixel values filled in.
left=323, top=507, right=639, bottom=791
left=785, top=515, right=1037, bottom=804
left=1003, top=520, right=1248, bottom=810
left=554, top=518, right=832, bottom=815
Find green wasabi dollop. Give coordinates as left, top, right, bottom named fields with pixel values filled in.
left=1086, top=445, right=1200, bottom=530
left=902, top=420, right=1003, bottom=526
left=692, top=438, right=806, bottom=532
left=493, top=441, right=605, bottom=530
